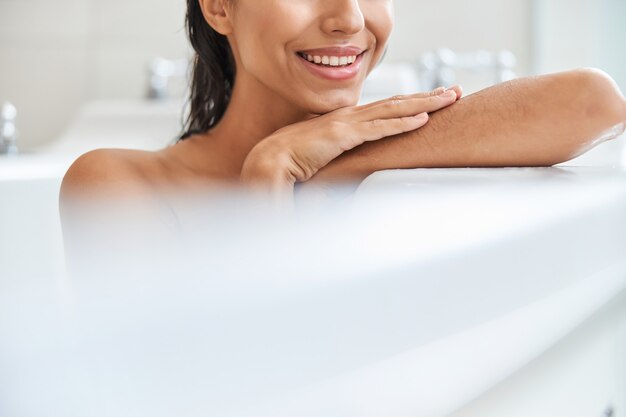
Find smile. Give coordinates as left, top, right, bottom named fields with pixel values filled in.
left=295, top=50, right=366, bottom=81
left=297, top=52, right=359, bottom=67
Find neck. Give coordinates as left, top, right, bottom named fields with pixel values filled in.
left=208, top=72, right=315, bottom=173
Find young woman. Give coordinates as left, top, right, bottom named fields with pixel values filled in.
left=60, top=0, right=626, bottom=209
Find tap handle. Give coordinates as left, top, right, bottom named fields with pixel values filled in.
left=1, top=102, right=18, bottom=155
left=1, top=102, right=16, bottom=122
left=146, top=58, right=190, bottom=100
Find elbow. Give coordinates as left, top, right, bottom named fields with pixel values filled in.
left=552, top=68, right=626, bottom=161
left=571, top=68, right=626, bottom=127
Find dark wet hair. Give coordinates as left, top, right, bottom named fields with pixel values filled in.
left=179, top=0, right=236, bottom=140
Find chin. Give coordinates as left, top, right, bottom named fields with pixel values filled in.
left=308, top=93, right=361, bottom=114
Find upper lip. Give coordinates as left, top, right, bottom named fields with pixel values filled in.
left=297, top=46, right=365, bottom=57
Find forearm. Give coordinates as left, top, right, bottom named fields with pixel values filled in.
left=310, top=68, right=626, bottom=183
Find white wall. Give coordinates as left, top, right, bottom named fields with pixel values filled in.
left=534, top=0, right=626, bottom=90
left=1, top=0, right=534, bottom=151
left=387, top=0, right=533, bottom=73
left=0, top=0, right=190, bottom=150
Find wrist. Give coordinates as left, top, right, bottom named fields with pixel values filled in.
left=309, top=149, right=374, bottom=184
left=240, top=162, right=295, bottom=215
left=240, top=150, right=290, bottom=184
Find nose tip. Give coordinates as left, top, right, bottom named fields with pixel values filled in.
left=320, top=0, right=365, bottom=35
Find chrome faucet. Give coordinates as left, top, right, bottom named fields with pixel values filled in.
left=0, top=102, right=18, bottom=156
left=146, top=57, right=190, bottom=100
left=418, top=48, right=517, bottom=91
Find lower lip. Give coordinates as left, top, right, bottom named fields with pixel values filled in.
left=296, top=52, right=365, bottom=81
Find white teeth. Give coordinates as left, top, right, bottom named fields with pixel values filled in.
left=300, top=52, right=361, bottom=67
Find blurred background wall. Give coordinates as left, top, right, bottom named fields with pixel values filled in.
left=534, top=0, right=626, bottom=88
left=0, top=0, right=624, bottom=151
left=389, top=0, right=533, bottom=74
left=0, top=0, right=190, bottom=150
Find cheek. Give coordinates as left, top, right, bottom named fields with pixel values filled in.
left=231, top=10, right=274, bottom=68
left=364, top=2, right=394, bottom=67
left=232, top=3, right=312, bottom=75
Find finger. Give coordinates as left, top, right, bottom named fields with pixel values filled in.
left=429, top=85, right=463, bottom=100
left=448, top=85, right=463, bottom=100
left=416, top=85, right=462, bottom=100
left=351, top=112, right=430, bottom=144
left=427, top=86, right=447, bottom=97
left=355, top=90, right=457, bottom=121
left=355, top=87, right=445, bottom=112
left=331, top=113, right=429, bottom=153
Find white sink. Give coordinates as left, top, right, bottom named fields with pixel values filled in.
left=39, top=99, right=185, bottom=159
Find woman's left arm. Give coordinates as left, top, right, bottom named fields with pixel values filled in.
left=305, top=68, right=626, bottom=186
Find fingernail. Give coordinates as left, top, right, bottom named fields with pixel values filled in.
left=414, top=112, right=428, bottom=121
left=440, top=90, right=456, bottom=99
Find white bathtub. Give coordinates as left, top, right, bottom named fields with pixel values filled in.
left=1, top=151, right=626, bottom=417
left=2, top=90, right=626, bottom=415
left=0, top=98, right=184, bottom=281
left=2, top=96, right=626, bottom=416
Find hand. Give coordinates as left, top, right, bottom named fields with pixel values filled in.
left=239, top=86, right=462, bottom=209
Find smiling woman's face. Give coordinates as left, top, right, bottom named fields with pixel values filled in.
left=225, top=0, right=394, bottom=114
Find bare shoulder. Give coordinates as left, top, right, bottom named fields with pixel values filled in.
left=60, top=148, right=163, bottom=200
left=59, top=148, right=189, bottom=257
